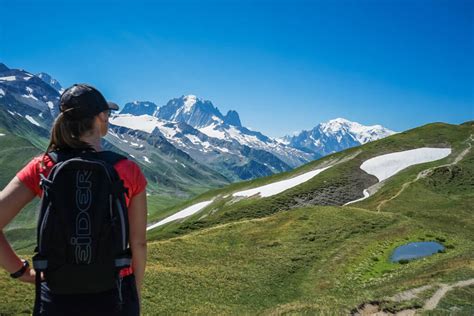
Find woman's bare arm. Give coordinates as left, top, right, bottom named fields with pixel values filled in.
left=128, top=190, right=147, bottom=298
left=0, top=176, right=36, bottom=281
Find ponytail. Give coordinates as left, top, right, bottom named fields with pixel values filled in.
left=41, top=111, right=96, bottom=168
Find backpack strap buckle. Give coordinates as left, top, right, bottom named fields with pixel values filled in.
left=32, top=254, right=48, bottom=271
left=114, top=248, right=132, bottom=269
left=39, top=173, right=52, bottom=190
left=114, top=257, right=132, bottom=268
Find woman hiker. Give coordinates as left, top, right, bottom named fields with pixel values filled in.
left=0, top=84, right=147, bottom=315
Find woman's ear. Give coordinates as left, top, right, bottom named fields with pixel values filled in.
left=98, top=111, right=108, bottom=123
left=96, top=112, right=109, bottom=137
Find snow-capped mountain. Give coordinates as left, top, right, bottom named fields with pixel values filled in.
left=280, top=118, right=396, bottom=156
left=1, top=62, right=396, bottom=183
left=0, top=63, right=230, bottom=197
left=155, top=95, right=242, bottom=128
left=120, top=101, right=158, bottom=116
left=36, top=72, right=64, bottom=94
left=104, top=123, right=229, bottom=192
left=0, top=63, right=60, bottom=125
left=110, top=113, right=294, bottom=180
left=112, top=95, right=315, bottom=180
left=151, top=95, right=313, bottom=167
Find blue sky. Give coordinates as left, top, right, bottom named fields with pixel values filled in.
left=1, top=0, right=472, bottom=137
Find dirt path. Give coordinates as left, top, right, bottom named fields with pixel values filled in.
left=390, top=285, right=433, bottom=302
left=376, top=134, right=473, bottom=212
left=354, top=277, right=474, bottom=315
left=423, top=278, right=474, bottom=310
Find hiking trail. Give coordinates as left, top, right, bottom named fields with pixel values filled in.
left=376, top=134, right=473, bottom=213
left=354, top=277, right=474, bottom=315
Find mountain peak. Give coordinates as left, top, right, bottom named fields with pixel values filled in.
left=36, top=72, right=63, bottom=93
left=121, top=101, right=158, bottom=116
left=156, top=95, right=225, bottom=128
left=0, top=63, right=9, bottom=73
left=328, top=117, right=351, bottom=124
left=320, top=118, right=395, bottom=141
left=321, top=117, right=361, bottom=133
left=224, top=110, right=242, bottom=127
left=283, top=118, right=396, bottom=156
left=182, top=94, right=198, bottom=113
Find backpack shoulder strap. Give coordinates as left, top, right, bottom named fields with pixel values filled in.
left=46, top=149, right=128, bottom=196
left=47, top=149, right=91, bottom=163
left=48, top=150, right=127, bottom=165
left=47, top=151, right=61, bottom=163
left=96, top=151, right=128, bottom=166
left=95, top=151, right=129, bottom=197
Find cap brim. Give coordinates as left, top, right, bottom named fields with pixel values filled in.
left=107, top=101, right=119, bottom=111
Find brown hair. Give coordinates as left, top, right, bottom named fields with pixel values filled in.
left=40, top=110, right=96, bottom=168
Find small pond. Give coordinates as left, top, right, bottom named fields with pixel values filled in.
left=390, top=241, right=445, bottom=263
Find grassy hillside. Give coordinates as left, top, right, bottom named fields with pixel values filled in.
left=0, top=123, right=43, bottom=252
left=147, top=122, right=472, bottom=240
left=0, top=121, right=472, bottom=314
left=143, top=122, right=474, bottom=313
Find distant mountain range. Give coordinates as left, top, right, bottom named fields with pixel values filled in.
left=278, top=117, right=396, bottom=156
left=112, top=97, right=395, bottom=180
left=0, top=62, right=396, bottom=182
left=112, top=97, right=315, bottom=180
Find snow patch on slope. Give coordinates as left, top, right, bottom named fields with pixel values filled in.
left=21, top=93, right=39, bottom=101
left=147, top=200, right=214, bottom=230
left=199, top=124, right=226, bottom=140
left=344, top=147, right=452, bottom=205
left=110, top=114, right=182, bottom=138
left=233, top=165, right=332, bottom=198
left=0, top=76, right=16, bottom=81
left=110, top=114, right=158, bottom=133
left=361, top=147, right=452, bottom=182
left=182, top=95, right=197, bottom=113
left=25, top=115, right=41, bottom=126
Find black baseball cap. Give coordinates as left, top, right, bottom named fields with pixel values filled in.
left=59, top=83, right=119, bottom=120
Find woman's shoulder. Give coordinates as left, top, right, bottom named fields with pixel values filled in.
left=114, top=157, right=142, bottom=170
left=16, top=153, right=55, bottom=196
left=113, top=157, right=146, bottom=180
left=113, top=157, right=147, bottom=197
left=24, top=153, right=55, bottom=172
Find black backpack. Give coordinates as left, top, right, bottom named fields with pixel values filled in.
left=32, top=149, right=132, bottom=299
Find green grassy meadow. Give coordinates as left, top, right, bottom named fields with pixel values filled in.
left=0, top=122, right=473, bottom=314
